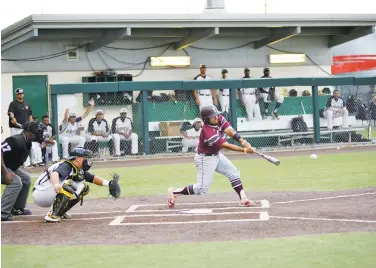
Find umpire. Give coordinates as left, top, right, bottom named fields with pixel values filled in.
left=8, top=88, right=33, bottom=136
left=1, top=121, right=46, bottom=221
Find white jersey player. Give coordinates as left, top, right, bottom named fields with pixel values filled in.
left=218, top=69, right=230, bottom=113
left=85, top=109, right=112, bottom=155
left=41, top=115, right=59, bottom=163
left=59, top=100, right=94, bottom=159
left=239, top=68, right=262, bottom=121
left=323, top=89, right=349, bottom=129
left=193, top=64, right=218, bottom=111
left=181, top=118, right=202, bottom=153
left=111, top=108, right=139, bottom=156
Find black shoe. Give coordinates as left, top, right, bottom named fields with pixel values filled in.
left=11, top=208, right=32, bottom=216
left=1, top=214, right=13, bottom=221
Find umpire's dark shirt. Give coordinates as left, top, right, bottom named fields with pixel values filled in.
left=1, top=134, right=32, bottom=171
left=8, top=100, right=32, bottom=128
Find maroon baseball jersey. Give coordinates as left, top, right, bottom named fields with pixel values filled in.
left=197, top=115, right=230, bottom=155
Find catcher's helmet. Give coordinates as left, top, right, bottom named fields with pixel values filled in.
left=23, top=121, right=46, bottom=143
left=200, top=105, right=220, bottom=121
left=68, top=147, right=93, bottom=160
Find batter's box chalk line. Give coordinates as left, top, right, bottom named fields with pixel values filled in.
left=270, top=216, right=376, bottom=224
left=126, top=200, right=270, bottom=213
left=108, top=211, right=270, bottom=226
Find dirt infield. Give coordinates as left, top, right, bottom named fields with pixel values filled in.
left=2, top=188, right=376, bottom=245
left=2, top=145, right=376, bottom=246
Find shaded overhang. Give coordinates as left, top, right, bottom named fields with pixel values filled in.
left=2, top=14, right=376, bottom=52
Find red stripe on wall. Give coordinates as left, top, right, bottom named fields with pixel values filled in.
left=332, top=54, right=376, bottom=74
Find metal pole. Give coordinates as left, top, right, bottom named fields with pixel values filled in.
left=229, top=87, right=237, bottom=131
left=141, top=90, right=150, bottom=154
left=51, top=93, right=60, bottom=152
left=312, top=85, right=320, bottom=143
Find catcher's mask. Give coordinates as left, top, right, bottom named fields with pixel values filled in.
left=69, top=147, right=94, bottom=171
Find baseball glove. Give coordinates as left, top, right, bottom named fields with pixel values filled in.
left=108, top=173, right=121, bottom=199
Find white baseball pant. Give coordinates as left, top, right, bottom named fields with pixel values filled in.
left=59, top=135, right=86, bottom=159
left=242, top=94, right=262, bottom=120
left=33, top=178, right=85, bottom=208
left=261, top=92, right=285, bottom=103
left=46, top=142, right=59, bottom=162
left=193, top=152, right=240, bottom=195
left=30, top=142, right=43, bottom=165
left=219, top=95, right=230, bottom=112
left=112, top=133, right=139, bottom=155
left=182, top=138, right=199, bottom=153
left=323, top=108, right=349, bottom=130
left=85, top=135, right=112, bottom=143
left=198, top=95, right=213, bottom=111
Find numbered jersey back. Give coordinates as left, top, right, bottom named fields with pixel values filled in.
left=1, top=134, right=31, bottom=171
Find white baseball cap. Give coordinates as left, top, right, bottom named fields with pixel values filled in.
left=193, top=118, right=202, bottom=123
left=96, top=109, right=104, bottom=115
left=120, top=108, right=128, bottom=113
left=69, top=112, right=76, bottom=117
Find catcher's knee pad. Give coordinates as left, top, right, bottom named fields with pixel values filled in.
left=61, top=179, right=78, bottom=199
left=80, top=184, right=90, bottom=198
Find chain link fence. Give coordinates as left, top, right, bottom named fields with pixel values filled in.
left=51, top=80, right=376, bottom=161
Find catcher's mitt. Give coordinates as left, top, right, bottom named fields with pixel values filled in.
left=108, top=173, right=121, bottom=199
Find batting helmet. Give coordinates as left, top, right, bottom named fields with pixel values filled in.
left=200, top=105, right=220, bottom=121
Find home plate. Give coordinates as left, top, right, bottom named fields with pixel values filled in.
left=179, top=209, right=213, bottom=214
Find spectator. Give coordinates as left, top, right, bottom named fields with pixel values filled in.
left=323, top=89, right=349, bottom=129
left=7, top=88, right=32, bottom=136
left=370, top=96, right=376, bottom=125
left=29, top=116, right=45, bottom=167
left=112, top=108, right=139, bottom=156
left=218, top=69, right=230, bottom=113
left=59, top=100, right=94, bottom=159
left=193, top=64, right=218, bottom=110
left=86, top=109, right=112, bottom=157
left=258, top=68, right=285, bottom=120
left=181, top=118, right=202, bottom=153
left=238, top=67, right=262, bottom=121
left=41, top=115, right=59, bottom=163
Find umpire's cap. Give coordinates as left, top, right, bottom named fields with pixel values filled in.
left=200, top=105, right=220, bottom=121
left=69, top=147, right=93, bottom=160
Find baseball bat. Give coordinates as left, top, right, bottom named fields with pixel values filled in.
left=253, top=150, right=280, bottom=166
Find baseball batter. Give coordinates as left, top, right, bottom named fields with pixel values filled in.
left=111, top=108, right=139, bottom=156
left=33, top=147, right=121, bottom=222
left=168, top=105, right=256, bottom=208
left=59, top=101, right=93, bottom=159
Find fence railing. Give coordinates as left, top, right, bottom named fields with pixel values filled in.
left=50, top=76, right=376, bottom=159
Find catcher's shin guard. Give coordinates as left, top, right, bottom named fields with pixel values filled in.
left=50, top=180, right=78, bottom=218
left=60, top=184, right=90, bottom=218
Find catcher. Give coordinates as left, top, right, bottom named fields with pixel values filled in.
left=32, top=147, right=121, bottom=222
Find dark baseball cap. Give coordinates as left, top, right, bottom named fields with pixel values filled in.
left=15, top=88, right=24, bottom=94
left=244, top=67, right=250, bottom=71
left=199, top=64, right=207, bottom=68
left=221, top=69, right=228, bottom=73
left=264, top=67, right=270, bottom=72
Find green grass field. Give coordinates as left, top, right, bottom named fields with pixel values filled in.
left=2, top=232, right=376, bottom=268
left=2, top=151, right=376, bottom=268
left=3, top=151, right=375, bottom=202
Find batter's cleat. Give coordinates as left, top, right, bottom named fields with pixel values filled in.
left=61, top=213, right=72, bottom=219
left=240, top=198, right=257, bottom=207
left=167, top=187, right=177, bottom=209
left=44, top=212, right=61, bottom=223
